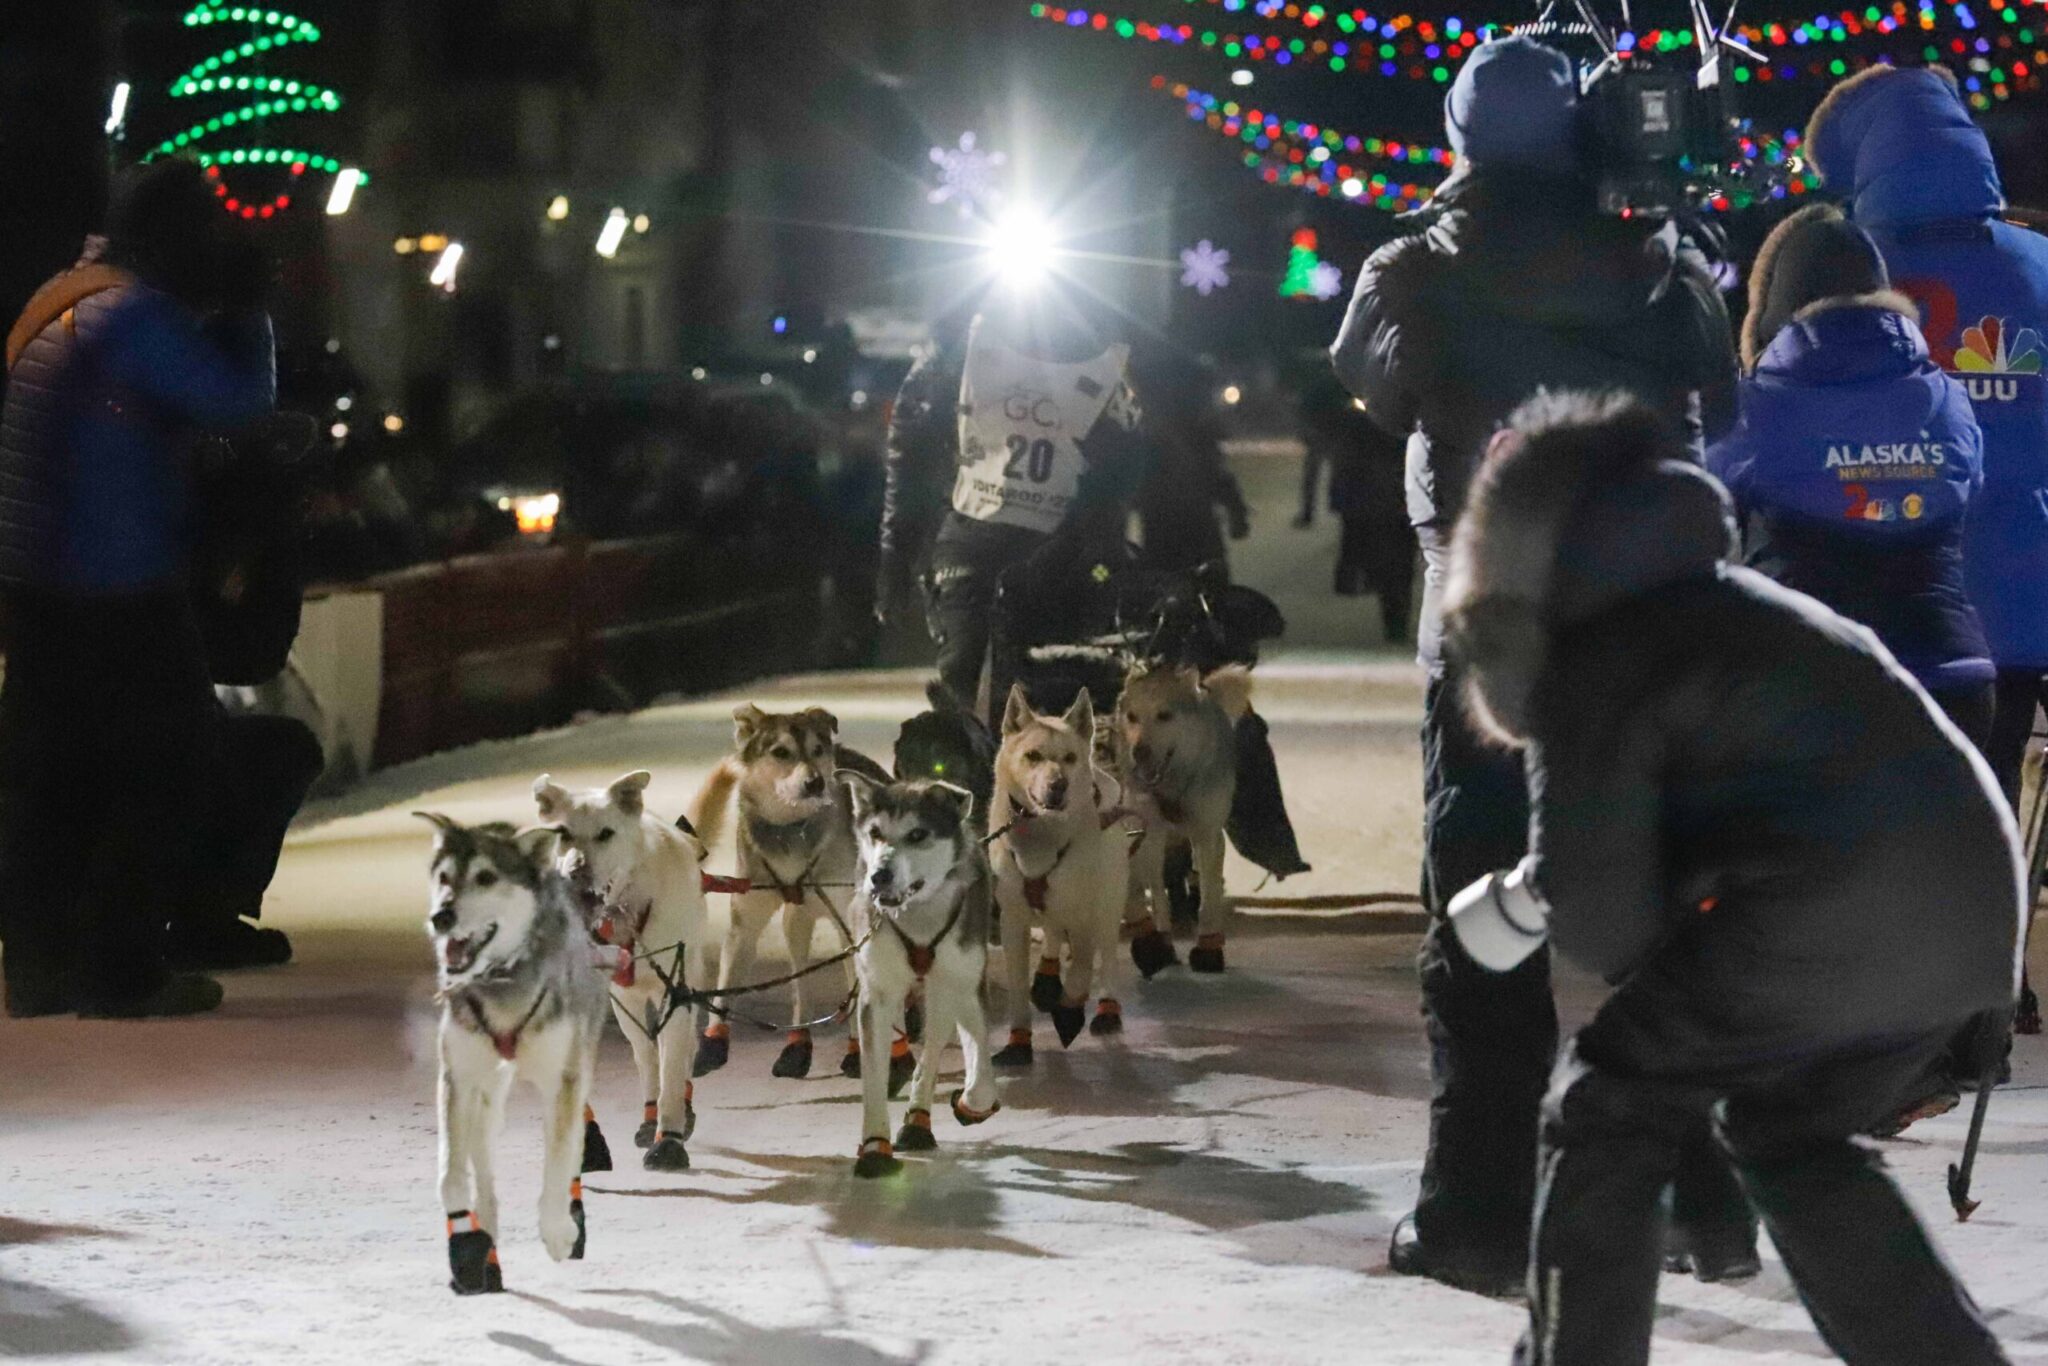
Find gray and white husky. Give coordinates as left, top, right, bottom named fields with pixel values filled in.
left=1114, top=663, right=1250, bottom=975
left=841, top=773, right=1003, bottom=1177
left=418, top=814, right=610, bottom=1295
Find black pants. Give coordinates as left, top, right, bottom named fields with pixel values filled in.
left=0, top=589, right=214, bottom=1006
left=1415, top=668, right=1557, bottom=1271
left=177, top=710, right=322, bottom=929
left=1516, top=1036, right=2010, bottom=1366
left=1986, top=669, right=2048, bottom=806
left=1337, top=513, right=1416, bottom=642
left=927, top=562, right=1001, bottom=722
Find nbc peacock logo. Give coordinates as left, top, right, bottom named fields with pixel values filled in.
left=1954, top=317, right=2042, bottom=404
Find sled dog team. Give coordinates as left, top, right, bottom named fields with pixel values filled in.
left=421, top=664, right=1252, bottom=1292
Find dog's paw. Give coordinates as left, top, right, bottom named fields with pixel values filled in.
left=1029, top=971, right=1064, bottom=1014
left=1130, top=928, right=1179, bottom=979
left=992, top=1034, right=1034, bottom=1069
left=772, top=1037, right=813, bottom=1079
left=1090, top=1001, right=1124, bottom=1036
left=693, top=1031, right=729, bottom=1076
left=581, top=1117, right=613, bottom=1173
left=643, top=1132, right=691, bottom=1172
left=840, top=1048, right=862, bottom=1079
left=904, top=998, right=925, bottom=1045
left=887, top=1048, right=917, bottom=1099
left=447, top=1223, right=504, bottom=1295
left=853, top=1138, right=902, bottom=1179
left=896, top=1110, right=937, bottom=1152
left=541, top=1204, right=580, bottom=1263
left=1051, top=1002, right=1085, bottom=1047
left=634, top=1101, right=657, bottom=1149
left=1189, top=937, right=1226, bottom=975
left=950, top=1088, right=1001, bottom=1127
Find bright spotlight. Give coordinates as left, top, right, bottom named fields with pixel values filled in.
left=105, top=81, right=131, bottom=136
left=325, top=166, right=361, bottom=216
left=1221, top=385, right=1243, bottom=406
left=1230, top=68, right=1254, bottom=87
left=595, top=208, right=628, bottom=259
left=984, top=209, right=1058, bottom=290
left=428, top=241, right=464, bottom=292
left=546, top=194, right=570, bottom=221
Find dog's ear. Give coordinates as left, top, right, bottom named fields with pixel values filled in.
left=800, top=707, right=840, bottom=745
left=1062, top=688, right=1096, bottom=740
left=837, top=767, right=880, bottom=820
left=1200, top=664, right=1254, bottom=722
left=1001, top=683, right=1035, bottom=737
left=532, top=774, right=570, bottom=821
left=733, top=704, right=768, bottom=748
left=929, top=780, right=975, bottom=828
left=512, top=824, right=563, bottom=864
left=413, top=811, right=459, bottom=843
left=609, top=770, right=653, bottom=816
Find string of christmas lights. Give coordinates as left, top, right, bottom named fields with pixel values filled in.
left=145, top=0, right=360, bottom=217
left=1027, top=2, right=2043, bottom=103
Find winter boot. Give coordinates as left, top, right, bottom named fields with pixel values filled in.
left=694, top=1023, right=730, bottom=1075
left=1090, top=998, right=1123, bottom=1036
left=888, top=1034, right=916, bottom=1098
left=643, top=1130, right=690, bottom=1172
left=1130, top=927, right=1178, bottom=978
left=446, top=1212, right=503, bottom=1295
left=1188, top=934, right=1226, bottom=974
left=993, top=1028, right=1034, bottom=1068
left=853, top=1137, right=901, bottom=1179
left=773, top=1028, right=813, bottom=1079
left=581, top=1105, right=613, bottom=1173
left=1030, top=957, right=1064, bottom=1013
left=896, top=1108, right=937, bottom=1152
left=1052, top=997, right=1086, bottom=1047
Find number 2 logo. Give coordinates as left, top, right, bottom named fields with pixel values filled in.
left=1003, top=434, right=1055, bottom=483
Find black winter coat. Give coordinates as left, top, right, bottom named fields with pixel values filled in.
left=1446, top=394, right=2019, bottom=1082
left=1330, top=175, right=1738, bottom=664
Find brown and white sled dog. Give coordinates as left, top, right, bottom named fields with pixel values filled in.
left=1114, top=664, right=1250, bottom=975
left=419, top=815, right=610, bottom=1295
left=687, top=704, right=909, bottom=1086
left=534, top=770, right=710, bottom=1173
left=841, top=773, right=1003, bottom=1177
left=989, top=685, right=1132, bottom=1064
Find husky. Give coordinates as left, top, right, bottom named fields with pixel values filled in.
left=687, top=704, right=912, bottom=1090
left=533, top=770, right=710, bottom=1173
left=893, top=680, right=997, bottom=833
left=1114, top=663, right=1251, bottom=975
left=840, top=773, right=1004, bottom=1177
left=988, top=685, right=1132, bottom=1064
left=418, top=814, right=610, bottom=1295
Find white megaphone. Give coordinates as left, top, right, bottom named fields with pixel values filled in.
left=1448, top=856, right=1550, bottom=972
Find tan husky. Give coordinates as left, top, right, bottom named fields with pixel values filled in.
left=989, top=685, right=1131, bottom=1064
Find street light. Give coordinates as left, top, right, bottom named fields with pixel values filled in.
left=595, top=208, right=628, bottom=259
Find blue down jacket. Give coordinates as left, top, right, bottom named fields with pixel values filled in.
left=1809, top=67, right=2048, bottom=667
left=0, top=275, right=273, bottom=594
left=1708, top=299, right=1991, bottom=691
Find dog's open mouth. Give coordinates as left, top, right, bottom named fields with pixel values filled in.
left=440, top=923, right=499, bottom=976
left=1133, top=747, right=1177, bottom=788
left=873, top=879, right=927, bottom=910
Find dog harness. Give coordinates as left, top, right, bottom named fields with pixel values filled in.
left=879, top=890, right=970, bottom=981
left=1004, top=795, right=1144, bottom=909
left=595, top=897, right=654, bottom=987
left=459, top=986, right=550, bottom=1062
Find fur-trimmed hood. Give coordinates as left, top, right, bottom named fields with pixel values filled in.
left=1806, top=65, right=2003, bottom=229
left=1443, top=392, right=1736, bottom=745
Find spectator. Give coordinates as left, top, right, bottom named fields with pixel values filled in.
left=1133, top=350, right=1248, bottom=576
left=1301, top=369, right=1414, bottom=642
left=0, top=159, right=275, bottom=1018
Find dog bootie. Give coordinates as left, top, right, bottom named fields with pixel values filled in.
left=896, top=1108, right=937, bottom=1152
left=773, top=1029, right=813, bottom=1079
left=950, top=1087, right=1001, bottom=1126
left=581, top=1105, right=613, bottom=1173
left=446, top=1213, right=503, bottom=1295
left=993, top=1028, right=1034, bottom=1068
left=643, top=1130, right=690, bottom=1172
left=853, top=1137, right=902, bottom=1179
left=1189, top=934, right=1226, bottom=975
left=840, top=1036, right=862, bottom=1078
left=634, top=1100, right=658, bottom=1149
left=887, top=1035, right=916, bottom=1099
left=904, top=997, right=925, bottom=1045
left=694, top=1025, right=730, bottom=1077
left=1090, top=999, right=1124, bottom=1036
left=1130, top=928, right=1179, bottom=979
left=569, top=1180, right=587, bottom=1261
left=1051, top=999, right=1086, bottom=1048
left=1030, top=958, right=1064, bottom=1014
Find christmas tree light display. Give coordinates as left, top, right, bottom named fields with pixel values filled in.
left=1278, top=227, right=1343, bottom=298
left=144, top=1, right=362, bottom=219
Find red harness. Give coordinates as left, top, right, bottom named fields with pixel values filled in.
left=1010, top=806, right=1142, bottom=910
left=461, top=987, right=550, bottom=1062
left=595, top=899, right=654, bottom=987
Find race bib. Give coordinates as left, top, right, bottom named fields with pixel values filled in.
left=951, top=330, right=1131, bottom=535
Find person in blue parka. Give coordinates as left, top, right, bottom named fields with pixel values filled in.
left=1807, top=64, right=2048, bottom=803
left=1709, top=204, right=1992, bottom=742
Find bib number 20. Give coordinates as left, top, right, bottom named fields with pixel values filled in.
left=1004, top=434, right=1055, bottom=483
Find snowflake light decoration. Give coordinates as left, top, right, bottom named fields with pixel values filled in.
left=1179, top=239, right=1231, bottom=295
left=928, top=132, right=1007, bottom=216
left=1308, top=260, right=1345, bottom=302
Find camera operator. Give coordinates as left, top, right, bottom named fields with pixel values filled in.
left=876, top=295, right=1145, bottom=720
left=1328, top=34, right=1738, bottom=1294
left=1446, top=391, right=2014, bottom=1366
left=0, top=159, right=276, bottom=1018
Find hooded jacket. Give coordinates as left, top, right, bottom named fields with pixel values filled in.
left=1708, top=294, right=1991, bottom=691
left=0, top=250, right=274, bottom=594
left=1447, top=392, right=2018, bottom=1079
left=1329, top=175, right=1739, bottom=665
left=1809, top=66, right=2048, bottom=667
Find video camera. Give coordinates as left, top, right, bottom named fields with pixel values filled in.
left=1523, top=0, right=1773, bottom=215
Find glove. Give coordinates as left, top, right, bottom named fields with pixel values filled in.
left=1448, top=856, right=1549, bottom=971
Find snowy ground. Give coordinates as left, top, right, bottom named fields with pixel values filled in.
left=8, top=454, right=2048, bottom=1363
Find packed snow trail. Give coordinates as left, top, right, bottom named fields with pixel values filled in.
left=6, top=663, right=2048, bottom=1365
